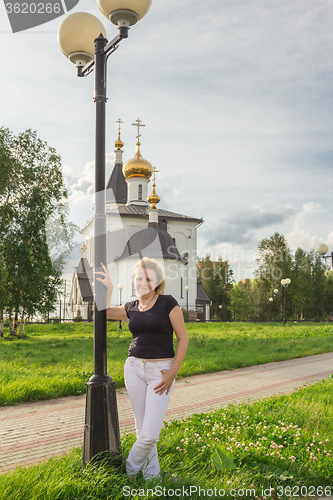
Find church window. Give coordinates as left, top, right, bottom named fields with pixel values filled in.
left=138, top=184, right=142, bottom=200
left=180, top=277, right=183, bottom=298
left=132, top=280, right=136, bottom=297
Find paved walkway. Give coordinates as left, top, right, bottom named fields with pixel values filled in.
left=0, top=352, right=332, bottom=475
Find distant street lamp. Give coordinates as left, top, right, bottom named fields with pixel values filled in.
left=317, top=244, right=333, bottom=269
left=185, top=286, right=190, bottom=316
left=117, top=283, right=124, bottom=329
left=281, top=278, right=291, bottom=326
left=57, top=0, right=153, bottom=464
left=269, top=297, right=273, bottom=322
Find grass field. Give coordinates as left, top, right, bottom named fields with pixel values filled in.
left=0, top=321, right=332, bottom=406
left=0, top=376, right=332, bottom=500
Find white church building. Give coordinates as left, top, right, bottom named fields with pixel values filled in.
left=69, top=120, right=210, bottom=321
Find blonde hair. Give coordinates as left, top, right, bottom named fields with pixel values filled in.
left=133, top=257, right=166, bottom=295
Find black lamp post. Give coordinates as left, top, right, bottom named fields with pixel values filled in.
left=317, top=244, right=333, bottom=269
left=281, top=278, right=291, bottom=326
left=57, top=0, right=152, bottom=464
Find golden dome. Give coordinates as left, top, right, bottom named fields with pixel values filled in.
left=148, top=184, right=160, bottom=209
left=115, top=131, right=124, bottom=150
left=148, top=166, right=160, bottom=209
left=123, top=141, right=153, bottom=179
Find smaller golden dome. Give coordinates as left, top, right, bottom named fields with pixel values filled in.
left=123, top=142, right=153, bottom=179
left=148, top=185, right=160, bottom=209
left=148, top=166, right=160, bottom=209
left=115, top=130, right=124, bottom=150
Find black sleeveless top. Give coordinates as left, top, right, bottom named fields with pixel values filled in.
left=125, top=294, right=179, bottom=359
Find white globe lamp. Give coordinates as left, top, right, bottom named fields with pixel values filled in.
left=58, top=12, right=107, bottom=66
left=318, top=243, right=329, bottom=256
left=97, top=0, right=152, bottom=27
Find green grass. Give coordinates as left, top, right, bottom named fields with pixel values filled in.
left=0, top=321, right=332, bottom=406
left=1, top=377, right=332, bottom=500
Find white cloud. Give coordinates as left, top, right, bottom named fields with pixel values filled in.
left=65, top=153, right=115, bottom=204
left=285, top=202, right=323, bottom=251
left=66, top=165, right=94, bottom=210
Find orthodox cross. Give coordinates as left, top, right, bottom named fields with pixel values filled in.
left=116, top=118, right=123, bottom=133
left=152, top=166, right=159, bottom=184
left=132, top=118, right=145, bottom=142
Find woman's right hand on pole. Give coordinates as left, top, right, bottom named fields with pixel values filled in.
left=96, top=262, right=113, bottom=294
left=96, top=263, right=127, bottom=320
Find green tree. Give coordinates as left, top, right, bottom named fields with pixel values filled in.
left=291, top=248, right=327, bottom=320
left=198, top=255, right=234, bottom=320
left=253, top=233, right=330, bottom=321
left=45, top=204, right=79, bottom=273
left=254, top=232, right=293, bottom=309
left=230, top=279, right=250, bottom=320
left=0, top=127, right=75, bottom=334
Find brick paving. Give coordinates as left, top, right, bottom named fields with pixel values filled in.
left=0, top=352, right=332, bottom=476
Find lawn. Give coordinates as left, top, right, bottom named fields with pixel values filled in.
left=0, top=376, right=332, bottom=499
left=0, top=321, right=332, bottom=406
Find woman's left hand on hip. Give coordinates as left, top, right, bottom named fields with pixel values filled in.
left=154, top=370, right=175, bottom=396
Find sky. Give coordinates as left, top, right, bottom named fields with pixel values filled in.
left=1, top=0, right=332, bottom=283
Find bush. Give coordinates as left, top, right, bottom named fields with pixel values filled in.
left=73, top=311, right=83, bottom=322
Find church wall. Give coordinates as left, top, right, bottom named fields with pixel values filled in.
left=167, top=220, right=198, bottom=306
left=164, top=260, right=187, bottom=307
left=127, top=177, right=150, bottom=205
left=116, top=259, right=137, bottom=306
left=107, top=229, right=129, bottom=263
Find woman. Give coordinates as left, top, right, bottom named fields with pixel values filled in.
left=96, top=257, right=189, bottom=480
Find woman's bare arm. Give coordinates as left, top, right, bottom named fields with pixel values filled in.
left=106, top=304, right=128, bottom=321
left=154, top=305, right=189, bottom=395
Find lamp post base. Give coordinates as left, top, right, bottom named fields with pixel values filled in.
left=83, top=377, right=122, bottom=464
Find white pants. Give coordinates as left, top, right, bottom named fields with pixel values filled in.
left=124, top=356, right=175, bottom=479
